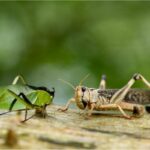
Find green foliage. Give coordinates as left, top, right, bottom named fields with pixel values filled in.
left=0, top=1, right=149, bottom=103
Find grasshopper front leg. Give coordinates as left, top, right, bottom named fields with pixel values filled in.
left=87, top=103, right=96, bottom=116
left=58, top=98, right=75, bottom=112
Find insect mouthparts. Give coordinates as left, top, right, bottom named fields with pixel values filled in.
left=82, top=99, right=88, bottom=108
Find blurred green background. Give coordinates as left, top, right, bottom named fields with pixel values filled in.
left=0, top=1, right=150, bottom=104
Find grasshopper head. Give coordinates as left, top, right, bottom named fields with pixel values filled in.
left=59, top=74, right=90, bottom=109
left=74, top=86, right=88, bottom=110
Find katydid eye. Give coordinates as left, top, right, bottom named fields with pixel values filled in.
left=81, top=87, right=86, bottom=92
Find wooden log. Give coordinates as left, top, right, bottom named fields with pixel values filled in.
left=0, top=104, right=150, bottom=149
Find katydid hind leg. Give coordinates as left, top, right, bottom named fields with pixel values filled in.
left=8, top=90, right=34, bottom=109
left=21, top=113, right=36, bottom=123
left=9, top=99, right=17, bottom=111
left=19, top=93, right=34, bottom=107
left=0, top=98, right=18, bottom=115
left=8, top=92, right=33, bottom=112
left=7, top=91, right=38, bottom=122
left=12, top=75, right=27, bottom=85
left=0, top=93, right=26, bottom=115
left=8, top=93, right=25, bottom=111
left=24, top=108, right=28, bottom=120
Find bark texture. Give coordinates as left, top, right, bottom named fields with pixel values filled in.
left=0, top=104, right=150, bottom=149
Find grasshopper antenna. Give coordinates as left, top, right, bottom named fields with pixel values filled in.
left=79, top=74, right=90, bottom=86
left=58, top=79, right=75, bottom=90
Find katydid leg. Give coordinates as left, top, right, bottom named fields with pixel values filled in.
left=9, top=99, right=17, bottom=111
left=12, top=75, right=27, bottom=85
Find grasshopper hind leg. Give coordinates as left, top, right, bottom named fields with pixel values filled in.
left=133, top=105, right=145, bottom=117
left=110, top=73, right=150, bottom=104
left=108, top=73, right=150, bottom=117
left=99, top=74, right=106, bottom=90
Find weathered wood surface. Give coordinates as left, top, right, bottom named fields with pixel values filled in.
left=0, top=104, right=150, bottom=149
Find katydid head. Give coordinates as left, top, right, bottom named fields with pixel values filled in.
left=34, top=87, right=55, bottom=117
left=46, top=87, right=55, bottom=98
left=43, top=87, right=55, bottom=106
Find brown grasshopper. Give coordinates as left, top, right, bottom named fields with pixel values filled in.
left=58, top=73, right=150, bottom=119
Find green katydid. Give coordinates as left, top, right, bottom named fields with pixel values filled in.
left=0, top=75, right=55, bottom=122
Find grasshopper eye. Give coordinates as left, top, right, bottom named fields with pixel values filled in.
left=81, top=87, right=86, bottom=92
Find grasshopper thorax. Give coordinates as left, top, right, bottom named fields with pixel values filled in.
left=74, top=86, right=89, bottom=110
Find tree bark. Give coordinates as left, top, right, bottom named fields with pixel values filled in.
left=0, top=104, right=150, bottom=149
